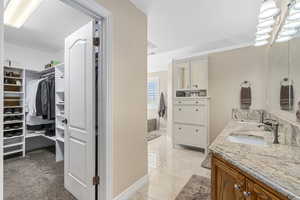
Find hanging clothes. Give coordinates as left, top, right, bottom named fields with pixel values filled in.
left=36, top=76, right=55, bottom=120
left=158, top=92, right=166, bottom=118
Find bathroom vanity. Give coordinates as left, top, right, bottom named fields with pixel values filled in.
left=209, top=120, right=300, bottom=200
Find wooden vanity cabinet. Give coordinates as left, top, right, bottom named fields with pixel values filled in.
left=212, top=154, right=288, bottom=200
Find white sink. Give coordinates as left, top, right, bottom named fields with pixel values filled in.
left=227, top=133, right=267, bottom=146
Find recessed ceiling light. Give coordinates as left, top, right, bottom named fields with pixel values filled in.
left=4, top=0, right=43, bottom=28
left=256, top=27, right=273, bottom=35
left=257, top=17, right=276, bottom=28
left=256, top=34, right=271, bottom=41
left=276, top=36, right=292, bottom=43
left=259, top=0, right=280, bottom=19
left=254, top=40, right=268, bottom=46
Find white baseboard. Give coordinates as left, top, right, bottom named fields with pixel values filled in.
left=113, top=174, right=149, bottom=200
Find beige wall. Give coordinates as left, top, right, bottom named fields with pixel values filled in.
left=95, top=0, right=148, bottom=197
left=208, top=46, right=268, bottom=142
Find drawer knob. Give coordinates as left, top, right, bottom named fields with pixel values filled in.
left=179, top=101, right=182, bottom=104
left=178, top=108, right=182, bottom=111
left=196, top=101, right=199, bottom=104
left=195, top=109, right=199, bottom=111
left=234, top=184, right=241, bottom=191
left=178, top=127, right=182, bottom=130
left=243, top=191, right=251, bottom=197
left=195, top=129, right=199, bottom=132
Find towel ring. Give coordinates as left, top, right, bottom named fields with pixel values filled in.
left=280, top=78, right=294, bottom=86
left=240, top=81, right=251, bottom=87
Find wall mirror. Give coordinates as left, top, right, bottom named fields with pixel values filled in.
left=267, top=36, right=300, bottom=122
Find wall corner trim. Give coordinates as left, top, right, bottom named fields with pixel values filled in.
left=113, top=175, right=149, bottom=200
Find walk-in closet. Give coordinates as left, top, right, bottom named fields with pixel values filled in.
left=2, top=0, right=100, bottom=199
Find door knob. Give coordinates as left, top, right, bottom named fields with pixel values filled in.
left=62, top=118, right=68, bottom=125
left=234, top=184, right=241, bottom=191
left=243, top=191, right=251, bottom=197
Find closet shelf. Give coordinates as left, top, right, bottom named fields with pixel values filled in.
left=56, top=126, right=65, bottom=131
left=56, top=137, right=64, bottom=143
left=4, top=120, right=23, bottom=124
left=4, top=149, right=23, bottom=156
left=56, top=90, right=64, bottom=94
left=4, top=128, right=23, bottom=132
left=56, top=102, right=65, bottom=106
left=4, top=135, right=24, bottom=140
left=4, top=105, right=23, bottom=108
left=4, top=76, right=23, bottom=80
left=4, top=113, right=24, bottom=116
left=4, top=91, right=24, bottom=94
left=4, top=84, right=22, bottom=86
left=56, top=114, right=65, bottom=118
left=4, top=142, right=23, bottom=148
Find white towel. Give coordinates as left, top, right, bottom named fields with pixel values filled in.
left=26, top=79, right=40, bottom=116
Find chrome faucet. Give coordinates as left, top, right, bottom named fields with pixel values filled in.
left=258, top=119, right=280, bottom=144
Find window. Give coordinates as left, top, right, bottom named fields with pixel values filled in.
left=147, top=77, right=159, bottom=109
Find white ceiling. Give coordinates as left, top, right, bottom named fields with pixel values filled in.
left=130, top=0, right=262, bottom=72
left=4, top=0, right=91, bottom=53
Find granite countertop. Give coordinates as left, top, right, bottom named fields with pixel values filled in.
left=209, top=121, right=300, bottom=200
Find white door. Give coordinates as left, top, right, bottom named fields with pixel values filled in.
left=64, top=21, right=96, bottom=200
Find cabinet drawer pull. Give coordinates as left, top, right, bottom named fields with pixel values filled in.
left=243, top=191, right=251, bottom=197
left=178, top=101, right=182, bottom=104
left=178, top=108, right=182, bottom=111
left=195, top=109, right=199, bottom=111
left=195, top=101, right=199, bottom=104
left=234, top=184, right=241, bottom=191
left=178, top=127, right=182, bottom=130
left=195, top=129, right=199, bottom=132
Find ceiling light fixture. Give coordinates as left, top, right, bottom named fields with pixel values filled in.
left=4, top=0, right=43, bottom=28
left=259, top=0, right=280, bottom=19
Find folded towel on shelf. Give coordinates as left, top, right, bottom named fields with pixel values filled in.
left=280, top=85, right=294, bottom=111
left=240, top=87, right=252, bottom=110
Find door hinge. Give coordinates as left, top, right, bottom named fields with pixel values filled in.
left=93, top=176, right=100, bottom=185
left=93, top=37, right=100, bottom=46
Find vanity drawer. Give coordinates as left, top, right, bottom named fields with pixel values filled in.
left=175, top=99, right=206, bottom=106
left=174, top=105, right=206, bottom=125
left=174, top=124, right=207, bottom=148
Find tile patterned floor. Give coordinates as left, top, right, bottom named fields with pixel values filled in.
left=129, top=130, right=211, bottom=200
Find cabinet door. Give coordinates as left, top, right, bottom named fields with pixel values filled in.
left=173, top=105, right=205, bottom=125
left=174, top=123, right=206, bottom=148
left=174, top=61, right=190, bottom=89
left=212, top=157, right=245, bottom=200
left=190, top=58, right=208, bottom=90
left=246, top=180, right=282, bottom=200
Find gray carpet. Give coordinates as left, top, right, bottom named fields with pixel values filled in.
left=175, top=175, right=211, bottom=200
left=201, top=153, right=211, bottom=170
left=4, top=148, right=76, bottom=200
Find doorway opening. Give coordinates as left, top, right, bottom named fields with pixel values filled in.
left=1, top=0, right=112, bottom=199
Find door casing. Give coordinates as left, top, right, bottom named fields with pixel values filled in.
left=0, top=1, right=113, bottom=200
